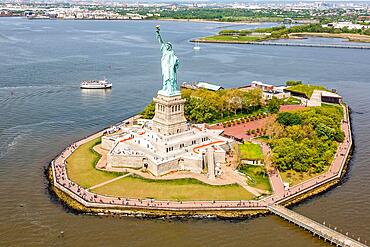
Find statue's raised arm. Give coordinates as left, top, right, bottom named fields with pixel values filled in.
left=156, top=25, right=164, bottom=46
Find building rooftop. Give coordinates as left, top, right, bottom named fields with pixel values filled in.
left=319, top=90, right=342, bottom=99
left=196, top=82, right=223, bottom=91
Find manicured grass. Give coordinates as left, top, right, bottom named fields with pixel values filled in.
left=66, top=137, right=123, bottom=188
left=280, top=168, right=328, bottom=187
left=286, top=84, right=329, bottom=98
left=202, top=35, right=265, bottom=42
left=240, top=142, right=263, bottom=160
left=239, top=165, right=271, bottom=192
left=284, top=97, right=301, bottom=105
left=322, top=102, right=344, bottom=113
left=91, top=175, right=255, bottom=201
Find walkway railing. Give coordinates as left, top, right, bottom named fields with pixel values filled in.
left=269, top=205, right=367, bottom=247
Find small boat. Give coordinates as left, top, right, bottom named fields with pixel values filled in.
left=80, top=79, right=112, bottom=89
left=193, top=42, right=201, bottom=50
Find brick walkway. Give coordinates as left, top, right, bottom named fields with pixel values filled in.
left=209, top=105, right=305, bottom=141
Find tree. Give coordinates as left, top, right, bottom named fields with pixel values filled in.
left=267, top=96, right=281, bottom=113
left=141, top=101, right=155, bottom=119
left=334, top=130, right=345, bottom=142
left=225, top=89, right=243, bottom=115
left=277, top=112, right=302, bottom=126
left=286, top=80, right=302, bottom=86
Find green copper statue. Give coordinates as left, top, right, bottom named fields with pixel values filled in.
left=156, top=25, right=180, bottom=96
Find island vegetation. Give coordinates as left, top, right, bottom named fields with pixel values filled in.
left=142, top=82, right=345, bottom=182
left=285, top=84, right=329, bottom=98
left=267, top=104, right=344, bottom=176
left=198, top=23, right=370, bottom=43
left=91, top=175, right=254, bottom=201
left=238, top=165, right=271, bottom=192
left=239, top=142, right=264, bottom=161
left=142, top=87, right=264, bottom=123
left=66, top=137, right=123, bottom=188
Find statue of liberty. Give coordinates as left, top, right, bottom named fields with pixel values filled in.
left=155, top=25, right=180, bottom=96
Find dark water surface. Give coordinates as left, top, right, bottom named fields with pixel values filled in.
left=0, top=18, right=369, bottom=247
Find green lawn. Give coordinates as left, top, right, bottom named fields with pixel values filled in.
left=66, top=137, right=254, bottom=201
left=286, top=84, right=329, bottom=98
left=91, top=175, right=255, bottom=201
left=201, top=35, right=265, bottom=42
left=280, top=168, right=328, bottom=187
left=66, top=137, right=123, bottom=188
left=284, top=97, right=302, bottom=105
left=239, top=165, right=271, bottom=192
left=240, top=142, right=264, bottom=160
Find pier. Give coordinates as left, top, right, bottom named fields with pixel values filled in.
left=269, top=205, right=367, bottom=247
left=195, top=40, right=370, bottom=49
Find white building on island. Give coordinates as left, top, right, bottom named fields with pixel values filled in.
left=101, top=91, right=234, bottom=176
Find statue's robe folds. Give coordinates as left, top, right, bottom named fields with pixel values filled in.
left=160, top=43, right=179, bottom=95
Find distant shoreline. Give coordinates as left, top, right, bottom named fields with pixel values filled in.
left=191, top=38, right=370, bottom=49
left=288, top=32, right=370, bottom=43
left=155, top=18, right=263, bottom=25
left=8, top=15, right=265, bottom=25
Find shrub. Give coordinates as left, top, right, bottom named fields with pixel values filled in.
left=286, top=80, right=302, bottom=86
left=334, top=131, right=345, bottom=142
left=277, top=112, right=302, bottom=126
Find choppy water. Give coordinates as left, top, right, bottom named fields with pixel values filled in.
left=0, top=17, right=369, bottom=247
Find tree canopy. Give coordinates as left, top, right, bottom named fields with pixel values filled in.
left=269, top=105, right=344, bottom=173
left=141, top=87, right=263, bottom=123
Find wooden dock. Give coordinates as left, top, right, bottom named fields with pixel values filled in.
left=269, top=205, right=367, bottom=247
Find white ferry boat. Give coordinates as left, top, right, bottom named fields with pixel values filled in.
left=80, top=79, right=112, bottom=89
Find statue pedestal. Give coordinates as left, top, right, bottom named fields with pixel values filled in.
left=152, top=92, right=187, bottom=136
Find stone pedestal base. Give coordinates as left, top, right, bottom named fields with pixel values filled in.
left=152, top=93, right=187, bottom=136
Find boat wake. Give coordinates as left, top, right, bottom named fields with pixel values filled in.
left=0, top=120, right=75, bottom=159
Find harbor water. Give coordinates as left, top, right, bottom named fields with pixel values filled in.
left=0, top=18, right=369, bottom=246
